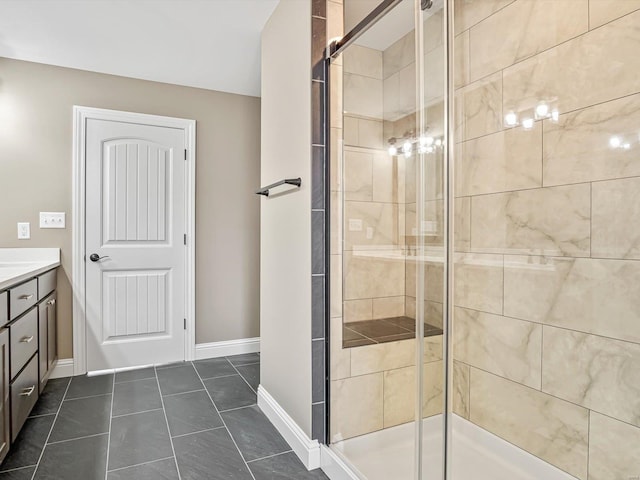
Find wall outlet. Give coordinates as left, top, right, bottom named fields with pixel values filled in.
left=366, top=227, right=374, bottom=239
left=17, top=222, right=30, bottom=240
left=40, top=212, right=66, bottom=229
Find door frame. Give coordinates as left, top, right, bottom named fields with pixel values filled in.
left=72, top=106, right=196, bottom=375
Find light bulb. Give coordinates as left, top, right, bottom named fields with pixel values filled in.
left=505, top=112, right=518, bottom=127
left=426, top=146, right=434, bottom=154
left=388, top=145, right=398, bottom=156
left=522, top=118, right=534, bottom=130
left=435, top=139, right=442, bottom=147
left=404, top=150, right=411, bottom=158
left=535, top=103, right=549, bottom=118
left=623, top=143, right=631, bottom=150
left=423, top=136, right=434, bottom=146
left=609, top=136, right=621, bottom=149
left=402, top=141, right=412, bottom=154
left=551, top=110, right=560, bottom=122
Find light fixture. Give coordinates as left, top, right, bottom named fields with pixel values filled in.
left=505, top=112, right=518, bottom=127
left=623, top=143, right=631, bottom=150
left=421, top=136, right=434, bottom=146
left=609, top=136, right=621, bottom=149
left=535, top=103, right=549, bottom=119
left=387, top=132, right=444, bottom=157
left=522, top=118, right=534, bottom=130
left=551, top=110, right=560, bottom=122
left=388, top=138, right=398, bottom=156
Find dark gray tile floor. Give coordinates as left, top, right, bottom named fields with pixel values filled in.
left=0, top=354, right=328, bottom=480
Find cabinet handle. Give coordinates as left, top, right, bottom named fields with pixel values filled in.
left=46, top=299, right=56, bottom=306
left=18, top=294, right=33, bottom=300
left=20, top=336, right=34, bottom=343
left=19, top=386, right=35, bottom=397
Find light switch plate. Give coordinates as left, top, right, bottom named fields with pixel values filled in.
left=17, top=222, right=30, bottom=239
left=348, top=219, right=363, bottom=232
left=40, top=212, right=66, bottom=229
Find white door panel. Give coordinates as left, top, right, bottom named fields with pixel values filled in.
left=86, top=119, right=185, bottom=371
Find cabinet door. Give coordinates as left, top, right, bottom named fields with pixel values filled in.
left=38, top=300, right=48, bottom=388
left=47, top=293, right=57, bottom=370
left=0, top=328, right=10, bottom=462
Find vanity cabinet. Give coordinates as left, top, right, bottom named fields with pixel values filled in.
left=0, top=329, right=10, bottom=464
left=0, top=293, right=7, bottom=328
left=0, top=267, right=57, bottom=449
left=38, top=291, right=57, bottom=392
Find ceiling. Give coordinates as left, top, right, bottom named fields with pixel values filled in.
left=0, top=0, right=280, bottom=97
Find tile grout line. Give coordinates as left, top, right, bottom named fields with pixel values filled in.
left=114, top=376, right=157, bottom=385
left=1, top=465, right=37, bottom=474
left=153, top=366, right=183, bottom=480
left=62, top=392, right=114, bottom=402
left=218, top=404, right=258, bottom=415
left=192, top=360, right=258, bottom=480
left=47, top=432, right=109, bottom=446
left=103, top=374, right=116, bottom=480
left=226, top=358, right=258, bottom=395
left=106, top=455, right=176, bottom=473
left=245, top=449, right=294, bottom=464
left=170, top=426, right=226, bottom=439
left=30, top=377, right=73, bottom=480
left=161, top=388, right=206, bottom=398
left=196, top=372, right=241, bottom=382
left=111, top=407, right=164, bottom=419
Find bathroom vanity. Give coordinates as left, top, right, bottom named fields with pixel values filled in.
left=0, top=249, right=60, bottom=462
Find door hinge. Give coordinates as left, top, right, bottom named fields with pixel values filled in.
left=184, top=149, right=187, bottom=160
left=184, top=234, right=187, bottom=245
left=184, top=318, right=187, bottom=330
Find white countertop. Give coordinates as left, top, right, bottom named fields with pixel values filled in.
left=0, top=248, right=61, bottom=291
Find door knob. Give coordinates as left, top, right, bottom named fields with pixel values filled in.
left=89, top=253, right=110, bottom=262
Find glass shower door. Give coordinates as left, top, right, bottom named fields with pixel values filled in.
left=328, top=0, right=448, bottom=478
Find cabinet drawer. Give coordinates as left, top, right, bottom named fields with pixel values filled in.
left=9, top=280, right=37, bottom=321
left=10, top=355, right=38, bottom=442
left=37, top=270, right=56, bottom=301
left=9, top=308, right=38, bottom=379
left=0, top=292, right=6, bottom=328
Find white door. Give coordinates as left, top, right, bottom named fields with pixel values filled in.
left=85, top=117, right=186, bottom=372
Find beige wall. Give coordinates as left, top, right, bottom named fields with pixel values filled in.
left=260, top=0, right=313, bottom=436
left=453, top=1, right=640, bottom=478
left=0, top=57, right=261, bottom=359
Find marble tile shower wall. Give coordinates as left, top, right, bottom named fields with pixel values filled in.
left=342, top=44, right=408, bottom=324
left=380, top=10, right=448, bottom=328
left=452, top=1, right=640, bottom=479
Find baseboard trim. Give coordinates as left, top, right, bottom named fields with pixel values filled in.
left=50, top=358, right=75, bottom=379
left=320, top=445, right=363, bottom=480
left=257, top=386, right=321, bottom=470
left=195, top=337, right=260, bottom=360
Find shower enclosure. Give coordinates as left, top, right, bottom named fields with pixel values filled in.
left=327, top=0, right=640, bottom=479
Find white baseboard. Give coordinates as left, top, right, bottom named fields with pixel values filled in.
left=194, top=337, right=260, bottom=360
left=50, top=358, right=75, bottom=379
left=257, top=386, right=321, bottom=470
left=320, top=445, right=362, bottom=480
left=47, top=339, right=260, bottom=379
